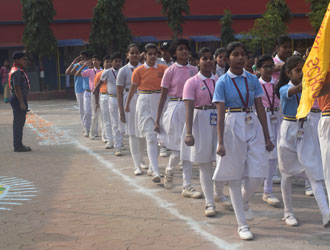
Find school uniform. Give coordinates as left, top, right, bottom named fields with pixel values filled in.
left=160, top=62, right=198, bottom=188
left=116, top=62, right=145, bottom=169
left=318, top=91, right=330, bottom=208
left=212, top=70, right=268, bottom=230
left=278, top=82, right=329, bottom=221
left=216, top=64, right=225, bottom=78
left=259, top=77, right=282, bottom=195
left=132, top=62, right=167, bottom=177
left=73, top=63, right=89, bottom=131
left=181, top=72, right=218, bottom=207
left=272, top=55, right=284, bottom=83
left=82, top=67, right=103, bottom=137
left=101, top=68, right=123, bottom=149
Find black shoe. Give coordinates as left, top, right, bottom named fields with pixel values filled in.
left=14, top=145, right=32, bottom=152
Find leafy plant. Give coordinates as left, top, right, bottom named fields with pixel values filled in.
left=306, top=0, right=330, bottom=32
left=220, top=10, right=236, bottom=47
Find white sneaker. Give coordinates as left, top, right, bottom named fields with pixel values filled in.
left=164, top=170, right=174, bottom=189
left=262, top=193, right=280, bottom=207
left=83, top=130, right=89, bottom=137
left=272, top=175, right=281, bottom=184
left=323, top=213, right=330, bottom=228
left=115, top=148, right=123, bottom=156
left=238, top=226, right=253, bottom=240
left=214, top=195, right=233, bottom=210
left=102, top=137, right=108, bottom=143
left=134, top=167, right=143, bottom=176
left=159, top=146, right=168, bottom=157
left=205, top=204, right=216, bottom=217
left=182, top=185, right=203, bottom=199
left=140, top=162, right=148, bottom=170
left=89, top=134, right=96, bottom=140
left=147, top=167, right=153, bottom=176
left=105, top=141, right=114, bottom=149
left=283, top=215, right=299, bottom=227
left=244, top=208, right=254, bottom=221
left=305, top=186, right=314, bottom=196
left=152, top=174, right=161, bottom=183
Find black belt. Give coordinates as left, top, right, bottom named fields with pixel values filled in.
left=226, top=107, right=253, bottom=113
left=322, top=111, right=330, bottom=117
left=266, top=107, right=279, bottom=112
left=139, top=90, right=161, bottom=94
left=311, top=108, right=321, bottom=113
left=100, top=92, right=107, bottom=95
left=170, top=97, right=183, bottom=101
left=109, top=94, right=117, bottom=97
left=195, top=105, right=215, bottom=110
left=283, top=116, right=307, bottom=122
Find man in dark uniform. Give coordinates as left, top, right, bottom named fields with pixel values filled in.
left=8, top=51, right=31, bottom=152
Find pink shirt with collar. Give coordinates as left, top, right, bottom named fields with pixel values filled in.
left=161, top=62, right=198, bottom=98
left=272, top=55, right=284, bottom=83
left=82, top=67, right=103, bottom=91
left=183, top=72, right=218, bottom=107
left=259, top=77, right=280, bottom=108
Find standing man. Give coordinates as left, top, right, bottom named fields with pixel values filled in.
left=8, top=51, right=31, bottom=152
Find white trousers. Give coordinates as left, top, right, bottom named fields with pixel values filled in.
left=318, top=116, right=330, bottom=207
left=129, top=135, right=146, bottom=168
left=108, top=96, right=123, bottom=149
left=199, top=162, right=215, bottom=206
left=100, top=94, right=113, bottom=143
left=83, top=90, right=92, bottom=132
left=281, top=176, right=329, bottom=217
left=90, top=93, right=100, bottom=136
left=264, top=159, right=278, bottom=194
left=75, top=92, right=84, bottom=123
left=146, top=134, right=159, bottom=175
left=166, top=150, right=192, bottom=188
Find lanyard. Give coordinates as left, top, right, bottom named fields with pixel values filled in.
left=112, top=69, right=117, bottom=80
left=262, top=83, right=275, bottom=114
left=202, top=79, right=215, bottom=104
left=231, top=77, right=249, bottom=111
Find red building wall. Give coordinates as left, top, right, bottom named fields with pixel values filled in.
left=0, top=0, right=314, bottom=47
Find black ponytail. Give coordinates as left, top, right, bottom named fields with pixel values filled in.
left=275, top=55, right=304, bottom=99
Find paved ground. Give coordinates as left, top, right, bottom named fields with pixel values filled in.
left=0, top=98, right=330, bottom=250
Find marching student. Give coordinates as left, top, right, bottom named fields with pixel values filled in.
left=117, top=44, right=146, bottom=175
left=158, top=42, right=173, bottom=67
left=125, top=43, right=167, bottom=183
left=318, top=66, right=330, bottom=211
left=273, top=35, right=292, bottom=83
left=214, top=48, right=226, bottom=78
left=65, top=50, right=89, bottom=136
left=212, top=42, right=274, bottom=240
left=76, top=55, right=103, bottom=139
left=256, top=55, right=281, bottom=207
left=101, top=53, right=123, bottom=156
left=275, top=56, right=330, bottom=228
left=181, top=47, right=218, bottom=216
left=154, top=38, right=202, bottom=198
left=94, top=56, right=113, bottom=145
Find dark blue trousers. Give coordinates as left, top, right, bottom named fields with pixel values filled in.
left=9, top=96, right=28, bottom=149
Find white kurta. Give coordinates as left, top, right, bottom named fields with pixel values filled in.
left=278, top=119, right=324, bottom=181
left=213, top=112, right=269, bottom=181
left=180, top=109, right=217, bottom=164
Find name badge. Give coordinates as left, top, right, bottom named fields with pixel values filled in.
left=210, top=113, right=217, bottom=126
left=296, top=129, right=304, bottom=139
left=245, top=114, right=253, bottom=125
left=270, top=115, right=277, bottom=124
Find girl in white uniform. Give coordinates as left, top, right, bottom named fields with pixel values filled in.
left=181, top=47, right=218, bottom=217
left=275, top=55, right=330, bottom=228
left=212, top=42, right=274, bottom=240
left=154, top=39, right=202, bottom=199
left=125, top=43, right=167, bottom=183
left=256, top=55, right=282, bottom=207
left=117, top=44, right=146, bottom=175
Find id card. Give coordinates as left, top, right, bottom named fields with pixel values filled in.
left=270, top=115, right=277, bottom=124
left=245, top=114, right=253, bottom=125
left=210, top=113, right=217, bottom=126
left=296, top=129, right=304, bottom=139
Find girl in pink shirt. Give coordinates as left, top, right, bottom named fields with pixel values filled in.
left=256, top=55, right=281, bottom=207
left=181, top=47, right=218, bottom=217
left=154, top=39, right=202, bottom=198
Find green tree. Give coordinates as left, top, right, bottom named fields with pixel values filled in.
left=269, top=0, right=291, bottom=23
left=21, top=0, right=57, bottom=57
left=243, top=0, right=290, bottom=53
left=306, top=0, right=330, bottom=32
left=89, top=0, right=131, bottom=56
left=158, top=0, right=190, bottom=38
left=220, top=10, right=236, bottom=47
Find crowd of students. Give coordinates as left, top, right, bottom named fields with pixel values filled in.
left=65, top=35, right=330, bottom=241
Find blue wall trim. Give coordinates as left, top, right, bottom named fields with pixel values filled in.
left=0, top=13, right=307, bottom=25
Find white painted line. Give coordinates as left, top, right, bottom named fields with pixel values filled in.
left=8, top=191, right=38, bottom=194
left=0, top=208, right=11, bottom=211
left=0, top=202, right=22, bottom=205
left=5, top=195, right=36, bottom=197
left=29, top=111, right=241, bottom=250
left=0, top=198, right=31, bottom=201
left=8, top=187, right=37, bottom=190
